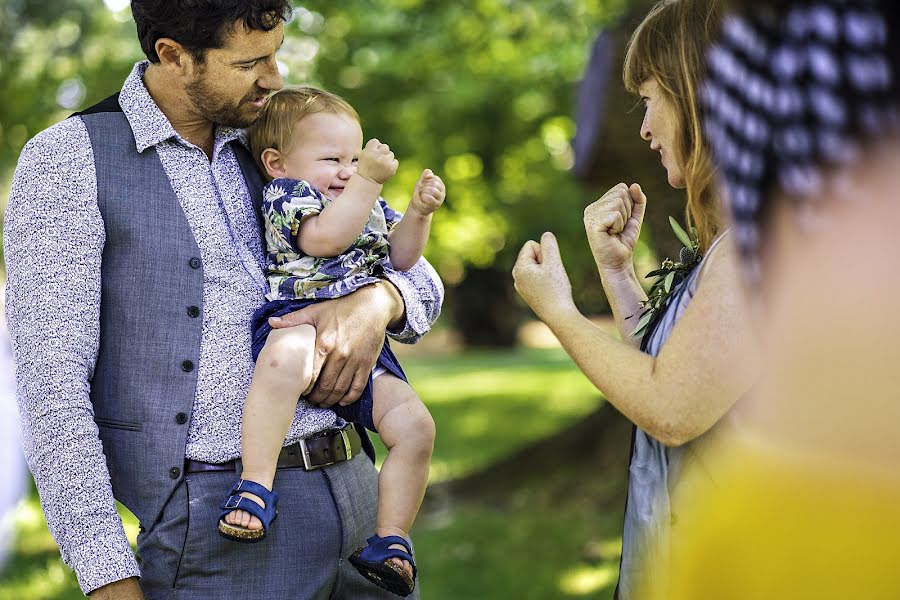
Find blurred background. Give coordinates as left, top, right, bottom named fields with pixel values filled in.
left=0, top=0, right=691, bottom=597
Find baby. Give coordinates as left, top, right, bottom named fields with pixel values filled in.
left=217, top=86, right=445, bottom=597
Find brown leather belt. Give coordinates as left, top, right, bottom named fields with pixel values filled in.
left=184, top=423, right=362, bottom=474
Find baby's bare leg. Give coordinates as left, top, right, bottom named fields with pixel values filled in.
left=371, top=374, right=436, bottom=576
left=224, top=325, right=316, bottom=530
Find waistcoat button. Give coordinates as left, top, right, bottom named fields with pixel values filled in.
left=189, top=257, right=201, bottom=269
left=169, top=467, right=180, bottom=479
left=181, top=360, right=194, bottom=372
left=175, top=412, right=188, bottom=424
left=187, top=306, right=200, bottom=318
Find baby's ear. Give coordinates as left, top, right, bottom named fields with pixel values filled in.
left=260, top=148, right=284, bottom=179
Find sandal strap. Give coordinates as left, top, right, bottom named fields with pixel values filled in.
left=229, top=479, right=277, bottom=503
left=218, top=479, right=279, bottom=529
left=362, top=534, right=417, bottom=578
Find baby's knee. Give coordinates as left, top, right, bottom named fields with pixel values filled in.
left=406, top=403, right=436, bottom=454
left=258, top=327, right=316, bottom=378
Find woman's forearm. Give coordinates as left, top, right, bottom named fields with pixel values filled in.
left=544, top=305, right=731, bottom=447
left=298, top=174, right=382, bottom=257
left=598, top=264, right=648, bottom=344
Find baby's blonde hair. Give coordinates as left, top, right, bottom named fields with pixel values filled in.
left=248, top=86, right=360, bottom=177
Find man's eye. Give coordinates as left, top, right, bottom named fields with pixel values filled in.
left=324, top=158, right=339, bottom=162
left=238, top=62, right=257, bottom=70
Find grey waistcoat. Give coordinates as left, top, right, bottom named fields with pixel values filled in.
left=76, top=94, right=265, bottom=529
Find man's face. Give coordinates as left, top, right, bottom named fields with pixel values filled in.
left=184, top=20, right=284, bottom=128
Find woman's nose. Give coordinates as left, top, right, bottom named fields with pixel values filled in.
left=640, top=112, right=651, bottom=141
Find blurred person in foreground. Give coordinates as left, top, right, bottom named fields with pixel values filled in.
left=660, top=1, right=900, bottom=598
left=2, top=1, right=441, bottom=598
left=512, top=0, right=759, bottom=597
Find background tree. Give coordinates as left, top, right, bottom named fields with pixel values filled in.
left=0, top=0, right=687, bottom=345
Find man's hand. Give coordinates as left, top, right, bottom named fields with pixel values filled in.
left=90, top=577, right=145, bottom=600
left=356, top=139, right=399, bottom=184
left=269, top=282, right=404, bottom=407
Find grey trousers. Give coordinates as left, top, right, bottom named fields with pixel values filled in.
left=136, top=453, right=419, bottom=599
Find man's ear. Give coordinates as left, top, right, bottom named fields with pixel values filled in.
left=155, top=37, right=193, bottom=74
left=260, top=148, right=285, bottom=179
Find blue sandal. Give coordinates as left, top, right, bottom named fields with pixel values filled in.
left=348, top=534, right=417, bottom=597
left=217, top=479, right=278, bottom=543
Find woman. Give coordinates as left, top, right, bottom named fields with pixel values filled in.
left=512, top=0, right=757, bottom=597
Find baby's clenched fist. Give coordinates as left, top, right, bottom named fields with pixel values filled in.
left=409, top=169, right=446, bottom=216
left=356, top=139, right=399, bottom=184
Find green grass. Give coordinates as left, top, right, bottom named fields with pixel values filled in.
left=0, top=347, right=623, bottom=599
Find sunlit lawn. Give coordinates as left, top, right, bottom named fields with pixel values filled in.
left=0, top=347, right=623, bottom=599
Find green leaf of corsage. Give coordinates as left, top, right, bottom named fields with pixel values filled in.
left=628, top=217, right=702, bottom=340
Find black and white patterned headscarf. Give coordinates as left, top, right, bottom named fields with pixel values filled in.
left=702, top=0, right=899, bottom=280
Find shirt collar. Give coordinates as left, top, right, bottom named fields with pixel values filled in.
left=119, top=60, right=249, bottom=153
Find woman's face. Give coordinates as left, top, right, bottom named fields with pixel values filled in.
left=638, top=78, right=685, bottom=188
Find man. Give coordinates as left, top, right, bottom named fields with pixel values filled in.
left=3, top=1, right=442, bottom=598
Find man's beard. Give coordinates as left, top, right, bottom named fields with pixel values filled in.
left=185, top=74, right=263, bottom=129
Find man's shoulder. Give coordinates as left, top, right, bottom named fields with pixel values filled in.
left=18, top=116, right=91, bottom=171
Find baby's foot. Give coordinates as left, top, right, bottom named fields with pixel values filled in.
left=377, top=526, right=414, bottom=580
left=409, top=169, right=446, bottom=216
left=224, top=492, right=265, bottom=531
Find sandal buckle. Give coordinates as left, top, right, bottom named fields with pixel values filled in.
left=224, top=495, right=242, bottom=509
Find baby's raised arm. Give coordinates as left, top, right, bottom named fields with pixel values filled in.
left=298, top=139, right=398, bottom=257
left=389, top=169, right=446, bottom=271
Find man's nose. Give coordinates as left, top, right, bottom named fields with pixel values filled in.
left=258, top=58, right=284, bottom=92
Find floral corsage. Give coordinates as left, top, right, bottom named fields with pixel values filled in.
left=630, top=217, right=702, bottom=339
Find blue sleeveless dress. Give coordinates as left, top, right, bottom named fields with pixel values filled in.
left=616, top=233, right=731, bottom=599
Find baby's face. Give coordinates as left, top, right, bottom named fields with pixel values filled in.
left=280, top=111, right=363, bottom=199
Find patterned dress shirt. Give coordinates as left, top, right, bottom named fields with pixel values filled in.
left=2, top=61, right=443, bottom=594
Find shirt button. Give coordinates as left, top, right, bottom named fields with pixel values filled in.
left=181, top=360, right=194, bottom=372
left=189, top=257, right=201, bottom=269
left=175, top=412, right=188, bottom=424
left=187, top=306, right=200, bottom=318
left=371, top=264, right=385, bottom=276
left=169, top=467, right=181, bottom=479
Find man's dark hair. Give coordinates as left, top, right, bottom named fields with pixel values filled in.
left=131, top=0, right=292, bottom=63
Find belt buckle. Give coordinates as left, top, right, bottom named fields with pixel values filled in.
left=299, top=426, right=353, bottom=470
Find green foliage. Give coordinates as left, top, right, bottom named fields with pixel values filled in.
left=1, top=0, right=629, bottom=307
left=630, top=216, right=701, bottom=339
left=286, top=0, right=629, bottom=291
